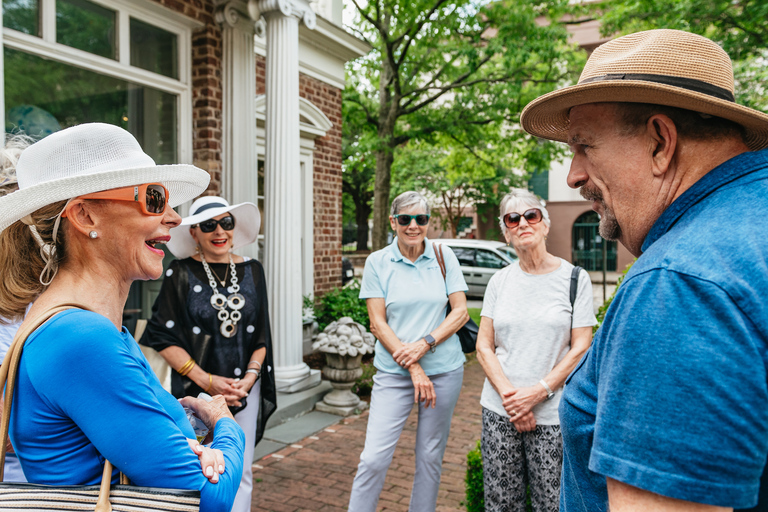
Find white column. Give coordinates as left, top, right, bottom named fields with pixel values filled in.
left=217, top=1, right=259, bottom=261
left=256, top=0, right=317, bottom=387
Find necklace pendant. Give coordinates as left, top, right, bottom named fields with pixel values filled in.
left=228, top=293, right=245, bottom=310
left=210, top=293, right=227, bottom=310
left=220, top=319, right=237, bottom=338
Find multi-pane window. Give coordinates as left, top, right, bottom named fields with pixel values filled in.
left=2, top=0, right=189, bottom=164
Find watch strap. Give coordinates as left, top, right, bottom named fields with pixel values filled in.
left=540, top=379, right=555, bottom=400
left=424, top=334, right=437, bottom=353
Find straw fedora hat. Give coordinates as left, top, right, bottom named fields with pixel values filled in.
left=521, top=29, right=768, bottom=151
left=0, top=123, right=210, bottom=232
left=166, top=196, right=260, bottom=259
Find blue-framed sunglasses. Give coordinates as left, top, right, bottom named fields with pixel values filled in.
left=393, top=214, right=430, bottom=226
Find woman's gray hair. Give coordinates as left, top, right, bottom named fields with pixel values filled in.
left=0, top=133, right=34, bottom=197
left=498, top=188, right=550, bottom=231
left=390, top=191, right=430, bottom=216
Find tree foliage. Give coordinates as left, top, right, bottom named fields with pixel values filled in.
left=591, top=0, right=768, bottom=111
left=344, top=0, right=584, bottom=249
left=342, top=88, right=377, bottom=250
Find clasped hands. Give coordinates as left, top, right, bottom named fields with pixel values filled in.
left=205, top=374, right=255, bottom=407
left=501, top=385, right=549, bottom=432
left=392, top=338, right=429, bottom=370
left=393, top=340, right=435, bottom=409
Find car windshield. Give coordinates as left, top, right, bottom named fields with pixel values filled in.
left=498, top=245, right=518, bottom=261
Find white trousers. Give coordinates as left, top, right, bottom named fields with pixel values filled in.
left=348, top=366, right=464, bottom=512
left=231, top=382, right=261, bottom=512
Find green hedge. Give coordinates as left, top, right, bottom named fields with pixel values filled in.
left=314, top=279, right=369, bottom=332
left=465, top=440, right=484, bottom=512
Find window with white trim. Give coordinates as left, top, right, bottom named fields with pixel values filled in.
left=2, top=0, right=195, bottom=164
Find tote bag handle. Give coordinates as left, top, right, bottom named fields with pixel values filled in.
left=0, top=303, right=120, bottom=511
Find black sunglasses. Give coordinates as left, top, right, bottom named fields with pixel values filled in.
left=195, top=215, right=236, bottom=233
left=393, top=214, right=430, bottom=226
left=502, top=208, right=543, bottom=229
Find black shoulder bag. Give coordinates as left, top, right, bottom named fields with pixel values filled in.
left=433, top=243, right=479, bottom=353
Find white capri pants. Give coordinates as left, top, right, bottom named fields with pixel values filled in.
left=348, top=366, right=464, bottom=512
left=231, top=381, right=261, bottom=512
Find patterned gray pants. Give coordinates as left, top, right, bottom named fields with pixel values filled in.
left=481, top=408, right=562, bottom=512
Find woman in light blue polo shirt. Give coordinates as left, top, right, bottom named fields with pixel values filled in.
left=347, top=191, right=470, bottom=512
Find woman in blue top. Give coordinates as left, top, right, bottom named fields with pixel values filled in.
left=347, top=191, right=470, bottom=512
left=0, top=123, right=245, bottom=512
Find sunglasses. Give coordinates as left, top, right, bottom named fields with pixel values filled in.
left=194, top=215, right=236, bottom=233
left=78, top=183, right=168, bottom=215
left=502, top=208, right=543, bottom=229
left=393, top=214, right=430, bottom=226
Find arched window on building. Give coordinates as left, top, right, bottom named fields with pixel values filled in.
left=572, top=211, right=617, bottom=271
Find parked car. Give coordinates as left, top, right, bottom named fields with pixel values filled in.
left=342, top=256, right=354, bottom=285
left=432, top=239, right=518, bottom=298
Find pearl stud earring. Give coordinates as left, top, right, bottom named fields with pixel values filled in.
left=89, top=231, right=98, bottom=239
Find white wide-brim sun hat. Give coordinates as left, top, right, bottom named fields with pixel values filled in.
left=0, top=122, right=210, bottom=232
left=166, top=195, right=261, bottom=259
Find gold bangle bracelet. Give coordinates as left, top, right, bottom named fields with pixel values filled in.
left=205, top=373, right=213, bottom=393
left=177, top=360, right=192, bottom=375
left=179, top=364, right=193, bottom=377
left=178, top=359, right=195, bottom=376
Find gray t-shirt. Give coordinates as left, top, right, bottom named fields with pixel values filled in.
left=480, top=258, right=596, bottom=424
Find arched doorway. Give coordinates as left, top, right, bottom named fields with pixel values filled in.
left=572, top=211, right=617, bottom=271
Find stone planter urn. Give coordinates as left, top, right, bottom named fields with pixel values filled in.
left=312, top=317, right=375, bottom=416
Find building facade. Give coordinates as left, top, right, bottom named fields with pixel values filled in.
left=2, top=0, right=368, bottom=389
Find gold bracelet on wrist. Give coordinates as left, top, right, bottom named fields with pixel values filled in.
left=177, top=358, right=195, bottom=376
left=205, top=373, right=213, bottom=393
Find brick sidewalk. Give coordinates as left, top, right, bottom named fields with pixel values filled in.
left=252, top=358, right=486, bottom=511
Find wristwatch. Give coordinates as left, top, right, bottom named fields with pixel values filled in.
left=423, top=334, right=437, bottom=353
left=540, top=379, right=555, bottom=400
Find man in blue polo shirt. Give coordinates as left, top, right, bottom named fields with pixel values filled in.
left=520, top=30, right=768, bottom=511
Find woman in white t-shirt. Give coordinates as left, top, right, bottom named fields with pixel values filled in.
left=476, top=189, right=596, bottom=512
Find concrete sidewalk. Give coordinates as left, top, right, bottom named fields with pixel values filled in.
left=250, top=357, right=486, bottom=511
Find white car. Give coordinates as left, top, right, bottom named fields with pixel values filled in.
left=432, top=239, right=518, bottom=298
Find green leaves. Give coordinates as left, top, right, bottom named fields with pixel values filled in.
left=343, top=0, right=584, bottom=247
left=594, top=0, right=768, bottom=114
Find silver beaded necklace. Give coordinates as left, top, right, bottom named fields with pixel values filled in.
left=200, top=253, right=245, bottom=338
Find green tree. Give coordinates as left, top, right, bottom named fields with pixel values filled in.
left=345, top=0, right=583, bottom=250
left=391, top=124, right=564, bottom=238
left=591, top=0, right=768, bottom=111
left=342, top=91, right=376, bottom=251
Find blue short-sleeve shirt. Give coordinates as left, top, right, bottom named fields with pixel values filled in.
left=560, top=149, right=768, bottom=510
left=360, top=238, right=468, bottom=376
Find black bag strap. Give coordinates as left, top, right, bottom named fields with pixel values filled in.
left=570, top=266, right=583, bottom=326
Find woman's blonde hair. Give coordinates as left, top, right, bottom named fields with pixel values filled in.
left=0, top=134, right=70, bottom=323
left=0, top=201, right=69, bottom=322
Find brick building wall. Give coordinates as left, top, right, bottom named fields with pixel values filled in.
left=144, top=2, right=343, bottom=296
left=256, top=55, right=344, bottom=294
left=149, top=0, right=223, bottom=195
left=300, top=73, right=343, bottom=295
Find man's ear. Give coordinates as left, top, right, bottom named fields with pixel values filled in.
left=646, top=114, right=678, bottom=177
left=64, top=199, right=98, bottom=238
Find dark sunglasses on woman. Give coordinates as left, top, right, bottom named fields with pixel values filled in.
left=503, top=208, right=543, bottom=229
left=195, top=215, right=236, bottom=233
left=393, top=214, right=430, bottom=226
left=78, top=183, right=168, bottom=215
